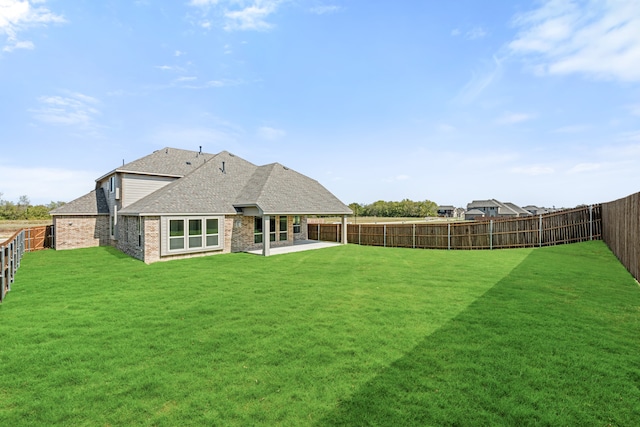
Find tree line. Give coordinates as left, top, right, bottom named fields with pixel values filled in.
left=0, top=193, right=66, bottom=220
left=349, top=199, right=438, bottom=218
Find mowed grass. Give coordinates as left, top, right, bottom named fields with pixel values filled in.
left=0, top=242, right=639, bottom=425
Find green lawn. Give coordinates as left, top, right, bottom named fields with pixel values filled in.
left=1, top=242, right=639, bottom=426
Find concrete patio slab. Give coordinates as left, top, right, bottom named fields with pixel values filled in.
left=246, top=240, right=341, bottom=256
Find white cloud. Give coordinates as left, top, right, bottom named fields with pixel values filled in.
left=509, top=0, right=640, bottom=82
left=174, top=50, right=186, bottom=56
left=451, top=28, right=461, bottom=36
left=453, top=55, right=503, bottom=104
left=567, top=162, right=601, bottom=174
left=0, top=0, right=65, bottom=52
left=30, top=92, right=101, bottom=127
left=257, top=126, right=286, bottom=141
left=310, top=5, right=342, bottom=15
left=627, top=104, right=640, bottom=117
left=552, top=124, right=591, bottom=133
left=467, top=26, right=487, bottom=40
left=189, top=0, right=283, bottom=32
left=495, top=111, right=536, bottom=125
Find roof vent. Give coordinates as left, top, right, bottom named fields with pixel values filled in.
left=186, top=161, right=192, bottom=165
left=220, top=161, right=226, bottom=174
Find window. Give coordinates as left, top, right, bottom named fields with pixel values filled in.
left=293, top=216, right=301, bottom=234
left=279, top=216, right=287, bottom=241
left=109, top=176, right=115, bottom=193
left=169, top=219, right=185, bottom=250
left=189, top=219, right=203, bottom=248
left=137, top=217, right=143, bottom=247
left=254, top=216, right=286, bottom=243
left=270, top=217, right=276, bottom=242
left=166, top=216, right=222, bottom=254
left=254, top=217, right=263, bottom=244
left=206, top=219, right=219, bottom=247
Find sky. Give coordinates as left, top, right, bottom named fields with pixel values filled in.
left=1, top=0, right=640, bottom=209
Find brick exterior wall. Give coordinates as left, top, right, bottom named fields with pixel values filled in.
left=53, top=215, right=111, bottom=250
left=145, top=216, right=233, bottom=264
left=55, top=213, right=310, bottom=263
left=116, top=215, right=144, bottom=261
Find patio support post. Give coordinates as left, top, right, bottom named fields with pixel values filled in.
left=341, top=215, right=348, bottom=244
left=262, top=215, right=271, bottom=256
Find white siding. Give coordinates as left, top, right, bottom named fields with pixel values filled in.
left=122, top=174, right=176, bottom=207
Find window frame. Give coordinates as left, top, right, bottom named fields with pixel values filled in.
left=163, top=216, right=224, bottom=255
left=293, top=215, right=301, bottom=234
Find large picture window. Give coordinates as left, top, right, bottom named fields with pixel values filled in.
left=165, top=216, right=223, bottom=254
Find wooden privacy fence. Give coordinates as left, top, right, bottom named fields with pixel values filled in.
left=1, top=225, right=54, bottom=303
left=602, top=192, right=640, bottom=283
left=309, top=205, right=602, bottom=250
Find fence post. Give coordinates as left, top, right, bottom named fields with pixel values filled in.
left=589, top=205, right=593, bottom=241
left=358, top=224, right=361, bottom=246
left=383, top=225, right=387, bottom=247
left=539, top=214, right=543, bottom=247
left=447, top=223, right=451, bottom=250
left=490, top=220, right=493, bottom=250
left=412, top=224, right=416, bottom=249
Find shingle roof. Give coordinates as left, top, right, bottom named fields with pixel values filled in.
left=119, top=150, right=352, bottom=216
left=97, top=147, right=215, bottom=181
left=235, top=163, right=353, bottom=215
left=50, top=188, right=109, bottom=215
left=503, top=202, right=532, bottom=216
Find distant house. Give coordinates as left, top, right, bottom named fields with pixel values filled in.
left=464, top=209, right=486, bottom=220
left=437, top=205, right=455, bottom=217
left=523, top=205, right=550, bottom=215
left=465, top=199, right=532, bottom=219
left=51, top=148, right=352, bottom=263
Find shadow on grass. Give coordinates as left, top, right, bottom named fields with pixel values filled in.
left=319, top=242, right=640, bottom=426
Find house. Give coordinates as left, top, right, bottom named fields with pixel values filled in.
left=437, top=205, right=455, bottom=217
left=51, top=148, right=352, bottom=263
left=522, top=205, right=550, bottom=215
left=465, top=199, right=532, bottom=219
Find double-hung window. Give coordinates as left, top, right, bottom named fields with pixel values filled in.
left=293, top=216, right=301, bottom=234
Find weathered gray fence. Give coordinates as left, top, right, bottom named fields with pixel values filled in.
left=601, top=192, right=640, bottom=283
left=309, top=205, right=602, bottom=250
